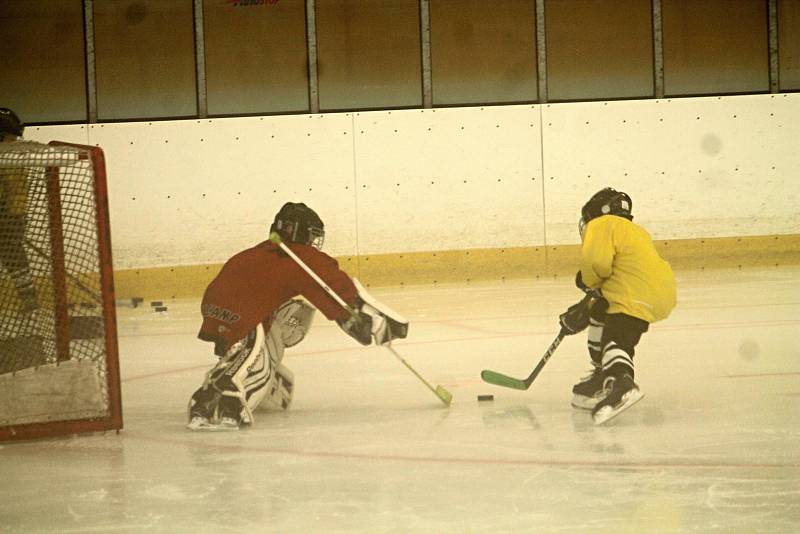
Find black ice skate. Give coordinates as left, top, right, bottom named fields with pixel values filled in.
left=187, top=413, right=240, bottom=432
left=187, top=389, right=241, bottom=431
left=571, top=365, right=607, bottom=410
left=216, top=396, right=243, bottom=430
left=187, top=401, right=219, bottom=431
left=591, top=374, right=644, bottom=425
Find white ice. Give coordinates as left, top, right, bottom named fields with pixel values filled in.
left=1, top=267, right=799, bottom=533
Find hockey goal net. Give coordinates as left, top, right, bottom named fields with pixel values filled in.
left=0, top=140, right=121, bottom=441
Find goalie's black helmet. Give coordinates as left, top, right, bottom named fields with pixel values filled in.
left=270, top=202, right=325, bottom=249
left=579, top=187, right=633, bottom=236
left=0, top=108, right=24, bottom=137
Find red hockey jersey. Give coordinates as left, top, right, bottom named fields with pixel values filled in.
left=198, top=240, right=358, bottom=355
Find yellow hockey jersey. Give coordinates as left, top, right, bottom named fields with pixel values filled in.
left=1, top=168, right=29, bottom=217
left=579, top=215, right=676, bottom=323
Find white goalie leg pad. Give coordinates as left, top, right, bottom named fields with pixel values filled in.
left=196, top=324, right=273, bottom=425
left=192, top=300, right=307, bottom=426
left=273, top=299, right=316, bottom=347
left=255, top=316, right=294, bottom=411
left=257, top=362, right=295, bottom=411
left=352, top=278, right=409, bottom=345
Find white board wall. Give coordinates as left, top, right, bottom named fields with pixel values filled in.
left=353, top=106, right=544, bottom=253
left=541, top=94, right=800, bottom=244
left=24, top=94, right=800, bottom=269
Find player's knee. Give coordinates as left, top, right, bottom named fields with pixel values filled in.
left=273, top=299, right=315, bottom=347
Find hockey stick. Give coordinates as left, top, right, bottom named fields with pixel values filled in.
left=269, top=232, right=453, bottom=406
left=481, top=292, right=596, bottom=390
left=384, top=344, right=453, bottom=406
left=481, top=328, right=568, bottom=390
left=24, top=238, right=102, bottom=304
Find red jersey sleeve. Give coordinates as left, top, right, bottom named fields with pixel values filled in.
left=287, top=243, right=358, bottom=321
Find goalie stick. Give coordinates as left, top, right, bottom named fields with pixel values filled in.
left=383, top=343, right=452, bottom=406
left=480, top=328, right=567, bottom=390
left=268, top=232, right=453, bottom=406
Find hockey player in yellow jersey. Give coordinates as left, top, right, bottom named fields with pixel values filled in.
left=558, top=187, right=676, bottom=424
left=0, top=108, right=38, bottom=315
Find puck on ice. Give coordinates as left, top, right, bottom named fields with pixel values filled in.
left=477, top=394, right=494, bottom=402
left=154, top=306, right=168, bottom=313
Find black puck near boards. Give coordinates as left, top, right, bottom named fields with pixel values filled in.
left=477, top=394, right=494, bottom=402
left=154, top=306, right=168, bottom=313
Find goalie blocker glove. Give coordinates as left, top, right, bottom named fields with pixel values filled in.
left=337, top=312, right=373, bottom=345
left=337, top=278, right=409, bottom=346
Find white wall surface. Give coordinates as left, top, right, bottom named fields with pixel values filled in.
left=352, top=106, right=543, bottom=253
left=24, top=94, right=800, bottom=269
left=542, top=94, right=800, bottom=244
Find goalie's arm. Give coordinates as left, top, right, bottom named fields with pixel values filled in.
left=295, top=266, right=374, bottom=346
left=272, top=234, right=408, bottom=347
left=280, top=241, right=359, bottom=316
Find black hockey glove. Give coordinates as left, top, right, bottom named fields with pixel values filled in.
left=559, top=295, right=593, bottom=335
left=575, top=270, right=603, bottom=299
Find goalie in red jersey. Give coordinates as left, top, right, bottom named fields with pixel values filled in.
left=188, top=202, right=407, bottom=431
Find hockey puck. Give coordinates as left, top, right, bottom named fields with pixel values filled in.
left=154, top=306, right=168, bottom=313
left=150, top=301, right=163, bottom=307
left=477, top=394, right=494, bottom=402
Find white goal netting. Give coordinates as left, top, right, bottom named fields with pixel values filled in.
left=0, top=141, right=121, bottom=440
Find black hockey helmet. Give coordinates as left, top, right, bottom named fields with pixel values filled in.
left=579, top=187, right=633, bottom=236
left=0, top=108, right=24, bottom=137
left=270, top=202, right=325, bottom=249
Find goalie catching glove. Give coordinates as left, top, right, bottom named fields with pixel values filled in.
left=337, top=278, right=409, bottom=346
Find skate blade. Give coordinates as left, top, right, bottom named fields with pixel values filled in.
left=187, top=419, right=240, bottom=432
left=571, top=394, right=602, bottom=410
left=187, top=423, right=239, bottom=432
left=592, top=390, right=644, bottom=426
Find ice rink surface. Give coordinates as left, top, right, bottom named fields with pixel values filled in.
left=2, top=266, right=799, bottom=533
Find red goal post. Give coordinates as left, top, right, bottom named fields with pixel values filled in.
left=0, top=140, right=122, bottom=441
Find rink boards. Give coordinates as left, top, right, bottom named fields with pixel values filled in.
left=23, top=93, right=800, bottom=298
